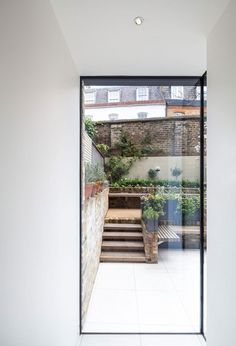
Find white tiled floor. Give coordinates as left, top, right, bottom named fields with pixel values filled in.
left=83, top=249, right=201, bottom=333
left=80, top=335, right=206, bottom=346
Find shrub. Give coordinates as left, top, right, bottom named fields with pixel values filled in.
left=116, top=130, right=141, bottom=158
left=148, top=169, right=157, bottom=180
left=141, top=193, right=166, bottom=219
left=85, top=118, right=97, bottom=139
left=171, top=166, right=183, bottom=180
left=96, top=143, right=110, bottom=156
left=177, top=194, right=200, bottom=217
left=110, top=178, right=200, bottom=188
left=105, top=156, right=133, bottom=183
left=85, top=163, right=106, bottom=183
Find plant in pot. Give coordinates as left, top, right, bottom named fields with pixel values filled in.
left=141, top=193, right=166, bottom=232
left=85, top=164, right=96, bottom=200
left=148, top=168, right=157, bottom=180
left=93, top=164, right=107, bottom=193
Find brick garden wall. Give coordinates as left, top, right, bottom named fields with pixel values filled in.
left=82, top=188, right=109, bottom=326
left=94, top=116, right=200, bottom=157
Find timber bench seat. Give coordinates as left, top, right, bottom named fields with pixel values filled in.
left=158, top=225, right=180, bottom=243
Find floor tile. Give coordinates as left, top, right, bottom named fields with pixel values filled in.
left=80, top=334, right=141, bottom=346
left=83, top=249, right=203, bottom=333
left=94, top=263, right=135, bottom=290
left=141, top=335, right=203, bottom=346
left=84, top=289, right=139, bottom=330
left=136, top=290, right=191, bottom=327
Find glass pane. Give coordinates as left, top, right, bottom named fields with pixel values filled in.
left=203, top=73, right=207, bottom=337
left=81, top=79, right=203, bottom=333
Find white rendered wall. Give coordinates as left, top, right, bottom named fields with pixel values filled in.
left=127, top=156, right=200, bottom=181
left=85, top=104, right=166, bottom=121
left=207, top=0, right=236, bottom=345
left=0, top=1, right=80, bottom=346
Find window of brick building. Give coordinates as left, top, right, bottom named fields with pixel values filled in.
left=108, top=90, right=120, bottom=103
left=84, top=91, right=96, bottom=104
left=171, top=86, right=184, bottom=99
left=109, top=113, right=119, bottom=121
left=136, top=87, right=149, bottom=101
left=138, top=112, right=148, bottom=119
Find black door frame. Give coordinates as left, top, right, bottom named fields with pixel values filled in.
left=79, top=75, right=207, bottom=337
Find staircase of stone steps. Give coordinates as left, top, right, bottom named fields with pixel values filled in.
left=100, top=193, right=146, bottom=263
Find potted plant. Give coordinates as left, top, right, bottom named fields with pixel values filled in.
left=93, top=164, right=107, bottom=194
left=141, top=193, right=166, bottom=232
left=85, top=164, right=96, bottom=200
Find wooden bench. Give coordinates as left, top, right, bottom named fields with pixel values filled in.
left=158, top=225, right=180, bottom=244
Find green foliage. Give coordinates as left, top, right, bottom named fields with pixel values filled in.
left=177, top=194, right=200, bottom=217
left=96, top=143, right=110, bottom=156
left=85, top=163, right=106, bottom=183
left=105, top=156, right=133, bottom=183
left=141, top=193, right=166, bottom=220
left=116, top=130, right=141, bottom=158
left=141, top=133, right=154, bottom=156
left=85, top=118, right=97, bottom=139
left=141, top=132, right=152, bottom=145
left=171, top=166, right=183, bottom=180
left=141, top=147, right=153, bottom=155
left=148, top=169, right=157, bottom=180
left=110, top=178, right=200, bottom=188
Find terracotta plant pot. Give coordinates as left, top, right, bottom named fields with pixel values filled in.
left=95, top=181, right=103, bottom=194
left=85, top=183, right=95, bottom=200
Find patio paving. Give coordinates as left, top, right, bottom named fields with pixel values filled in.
left=83, top=248, right=201, bottom=333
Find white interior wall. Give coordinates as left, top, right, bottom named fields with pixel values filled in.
left=0, top=1, right=80, bottom=345
left=207, top=0, right=236, bottom=345
left=0, top=0, right=235, bottom=344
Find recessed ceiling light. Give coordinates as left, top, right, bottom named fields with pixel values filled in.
left=134, top=16, right=144, bottom=26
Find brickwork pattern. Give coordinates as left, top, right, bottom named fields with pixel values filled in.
left=95, top=117, right=200, bottom=157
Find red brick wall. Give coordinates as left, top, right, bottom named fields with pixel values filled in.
left=94, top=116, right=200, bottom=157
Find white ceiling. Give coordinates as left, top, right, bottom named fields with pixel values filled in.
left=50, top=0, right=231, bottom=76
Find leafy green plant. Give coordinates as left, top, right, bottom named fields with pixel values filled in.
left=85, top=163, right=95, bottom=183
left=105, top=156, right=133, bottom=183
left=85, top=118, right=97, bottom=139
left=85, top=163, right=106, bottom=183
left=141, top=193, right=166, bottom=219
left=171, top=166, right=183, bottom=180
left=148, top=169, right=157, bottom=180
left=110, top=178, right=200, bottom=188
left=116, top=130, right=141, bottom=158
left=141, top=132, right=152, bottom=145
left=142, top=206, right=160, bottom=220
left=141, top=146, right=153, bottom=156
left=96, top=143, right=110, bottom=156
left=177, top=194, right=200, bottom=217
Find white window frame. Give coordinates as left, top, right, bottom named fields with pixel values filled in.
left=108, top=113, right=119, bottom=121
left=196, top=86, right=207, bottom=101
left=108, top=90, right=120, bottom=103
left=196, top=86, right=201, bottom=100
left=171, top=86, right=184, bottom=100
left=138, top=112, right=148, bottom=119
left=136, top=87, right=149, bottom=101
left=84, top=91, right=96, bottom=104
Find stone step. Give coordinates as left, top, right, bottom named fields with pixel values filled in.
left=103, top=231, right=143, bottom=240
left=102, top=240, right=144, bottom=251
left=109, top=193, right=146, bottom=198
left=104, top=223, right=142, bottom=231
left=100, top=251, right=146, bottom=263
